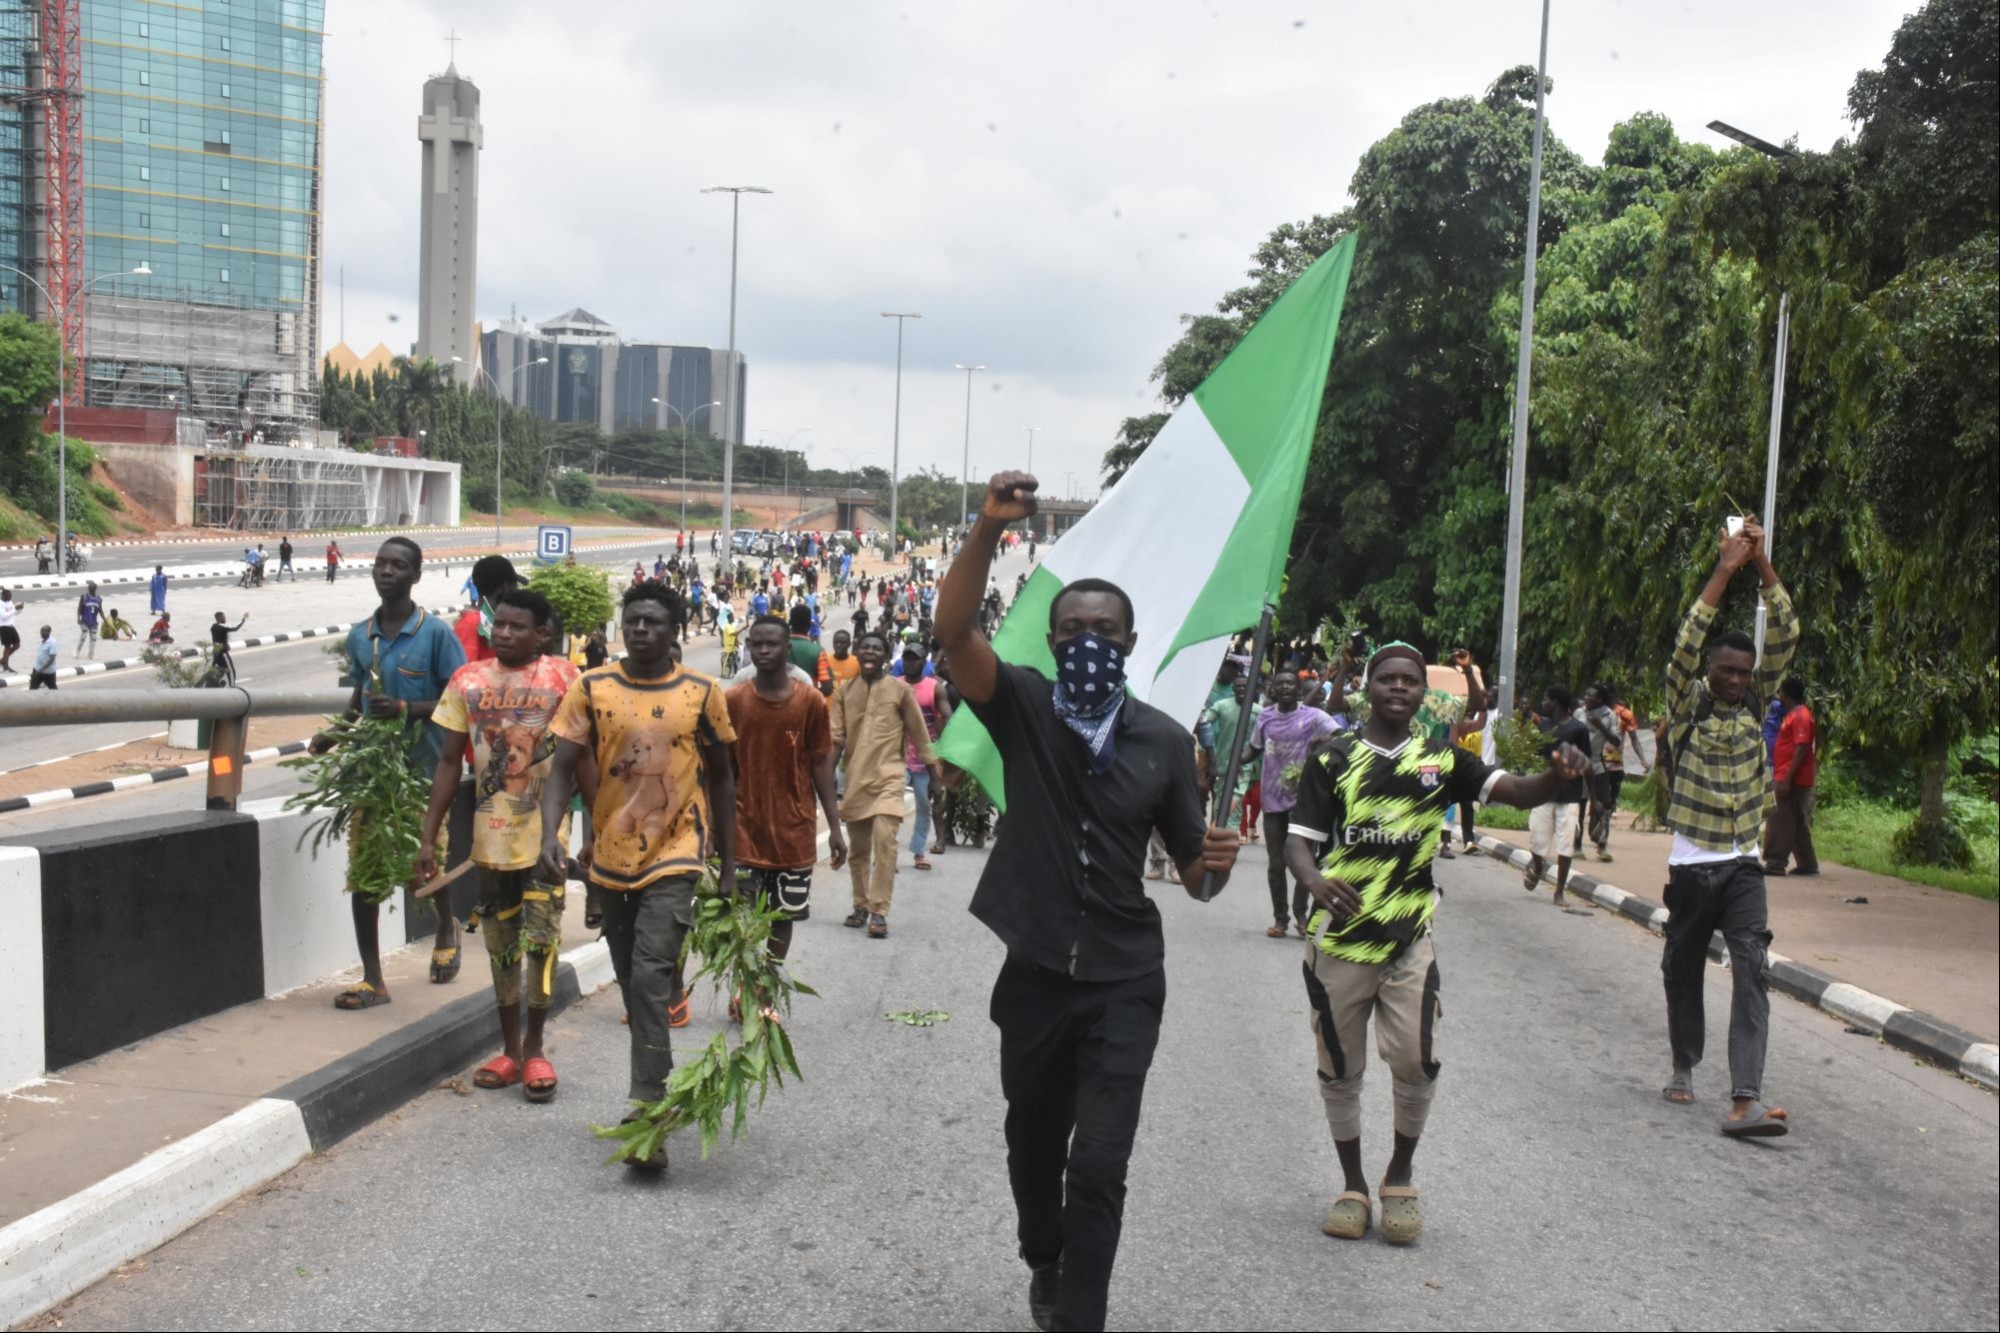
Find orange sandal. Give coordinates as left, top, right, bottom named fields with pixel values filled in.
left=667, top=996, right=691, bottom=1028
left=522, top=1056, right=558, bottom=1103
left=473, top=1054, right=520, bottom=1089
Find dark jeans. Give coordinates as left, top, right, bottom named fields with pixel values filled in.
left=993, top=957, right=1166, bottom=1333
left=1263, top=809, right=1305, bottom=927
left=599, top=875, right=697, bottom=1102
left=1661, top=858, right=1772, bottom=1101
left=1588, top=771, right=1624, bottom=851
left=29, top=669, right=56, bottom=690
left=1764, top=786, right=1818, bottom=873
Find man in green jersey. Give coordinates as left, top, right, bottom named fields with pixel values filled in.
left=1284, top=642, right=1588, bottom=1246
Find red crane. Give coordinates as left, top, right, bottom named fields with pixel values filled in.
left=40, top=0, right=84, bottom=402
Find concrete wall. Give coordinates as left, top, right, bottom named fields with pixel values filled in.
left=0, top=782, right=475, bottom=1091
left=94, top=442, right=197, bottom=526
left=0, top=847, right=44, bottom=1089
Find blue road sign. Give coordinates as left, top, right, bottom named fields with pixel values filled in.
left=536, top=525, right=572, bottom=563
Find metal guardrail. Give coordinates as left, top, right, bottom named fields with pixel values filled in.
left=0, top=687, right=349, bottom=811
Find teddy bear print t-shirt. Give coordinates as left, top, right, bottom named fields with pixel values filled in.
left=432, top=654, right=580, bottom=869
left=551, top=662, right=736, bottom=891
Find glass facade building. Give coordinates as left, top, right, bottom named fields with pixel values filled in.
left=482, top=310, right=745, bottom=443
left=0, top=0, right=324, bottom=433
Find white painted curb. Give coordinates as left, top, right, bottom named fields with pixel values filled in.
left=561, top=938, right=616, bottom=996
left=0, top=1097, right=310, bottom=1327
left=1963, top=1045, right=1999, bottom=1092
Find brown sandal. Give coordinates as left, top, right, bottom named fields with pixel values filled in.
left=1266, top=923, right=1289, bottom=938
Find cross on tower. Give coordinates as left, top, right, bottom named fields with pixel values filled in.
left=444, top=29, right=461, bottom=65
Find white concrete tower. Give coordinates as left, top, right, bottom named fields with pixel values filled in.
left=416, top=55, right=482, bottom=382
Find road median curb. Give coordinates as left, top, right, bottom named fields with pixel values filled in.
left=0, top=938, right=614, bottom=1327
left=1473, top=832, right=1997, bottom=1092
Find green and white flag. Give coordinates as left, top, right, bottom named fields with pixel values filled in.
left=938, top=233, right=1356, bottom=808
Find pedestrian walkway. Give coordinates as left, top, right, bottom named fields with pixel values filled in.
left=0, top=884, right=598, bottom=1232
left=1480, top=808, right=1997, bottom=1043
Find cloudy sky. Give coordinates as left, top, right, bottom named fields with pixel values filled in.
left=322, top=0, right=1913, bottom=496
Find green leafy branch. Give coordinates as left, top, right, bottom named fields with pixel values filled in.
left=280, top=715, right=429, bottom=906
left=594, top=878, right=816, bottom=1165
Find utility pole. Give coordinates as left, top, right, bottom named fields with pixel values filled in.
left=954, top=363, right=984, bottom=528
left=703, top=185, right=771, bottom=561
left=881, top=312, right=920, bottom=545
left=1493, top=0, right=1551, bottom=729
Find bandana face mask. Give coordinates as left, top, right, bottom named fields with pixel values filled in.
left=1056, top=631, right=1128, bottom=711
left=1052, top=631, right=1129, bottom=774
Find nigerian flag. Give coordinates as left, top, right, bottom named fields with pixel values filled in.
left=938, top=232, right=1356, bottom=808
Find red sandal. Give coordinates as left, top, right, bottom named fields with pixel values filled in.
left=473, top=1054, right=520, bottom=1089
left=522, top=1056, right=558, bottom=1103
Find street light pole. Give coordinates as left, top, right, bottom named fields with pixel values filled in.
left=1025, top=425, right=1040, bottom=474
left=954, top=363, right=984, bottom=528
left=703, top=185, right=771, bottom=564
left=457, top=353, right=546, bottom=543
left=654, top=397, right=721, bottom=533
left=1708, top=119, right=1797, bottom=663
left=880, top=312, right=920, bottom=546
left=2, top=262, right=152, bottom=569
left=1493, top=0, right=1550, bottom=730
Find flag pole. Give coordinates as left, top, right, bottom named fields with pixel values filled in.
left=1201, top=601, right=1275, bottom=902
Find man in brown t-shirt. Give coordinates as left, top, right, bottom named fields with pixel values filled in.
left=728, top=616, right=847, bottom=968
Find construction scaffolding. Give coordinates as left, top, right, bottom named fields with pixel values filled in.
left=84, top=287, right=320, bottom=446
left=195, top=447, right=369, bottom=532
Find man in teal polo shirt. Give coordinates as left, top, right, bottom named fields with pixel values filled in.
left=310, top=537, right=466, bottom=1010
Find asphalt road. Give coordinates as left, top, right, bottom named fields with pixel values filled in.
left=34, top=835, right=1999, bottom=1330
left=0, top=524, right=679, bottom=584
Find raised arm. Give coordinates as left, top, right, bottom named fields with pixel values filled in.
left=934, top=471, right=1039, bottom=706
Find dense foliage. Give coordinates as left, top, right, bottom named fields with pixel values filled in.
left=1106, top=0, right=1997, bottom=860
left=0, top=313, right=126, bottom=539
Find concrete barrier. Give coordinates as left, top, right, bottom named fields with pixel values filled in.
left=0, top=846, right=43, bottom=1088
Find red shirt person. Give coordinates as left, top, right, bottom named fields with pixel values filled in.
left=1763, top=677, right=1818, bottom=876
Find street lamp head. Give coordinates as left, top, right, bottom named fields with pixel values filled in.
left=955, top=363, right=986, bottom=371
left=451, top=355, right=463, bottom=362
left=880, top=312, right=922, bottom=319
left=532, top=356, right=549, bottom=365
left=703, top=185, right=773, bottom=195
left=130, top=263, right=152, bottom=277
left=1706, top=120, right=1795, bottom=159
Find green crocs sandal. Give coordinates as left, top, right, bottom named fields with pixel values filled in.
left=1379, top=1185, right=1422, bottom=1245
left=1321, top=1191, right=1371, bottom=1240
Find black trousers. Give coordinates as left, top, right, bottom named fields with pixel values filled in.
left=1662, top=858, right=1771, bottom=1101
left=992, top=958, right=1165, bottom=1333
left=1263, top=809, right=1305, bottom=926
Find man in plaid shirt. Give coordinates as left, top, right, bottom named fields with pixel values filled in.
left=1659, top=518, right=1796, bottom=1138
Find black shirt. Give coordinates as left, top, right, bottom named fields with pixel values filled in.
left=211, top=622, right=233, bottom=649
left=1545, top=716, right=1590, bottom=803
left=964, top=662, right=1208, bottom=982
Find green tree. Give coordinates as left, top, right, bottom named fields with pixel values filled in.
left=555, top=467, right=598, bottom=508
left=528, top=561, right=615, bottom=645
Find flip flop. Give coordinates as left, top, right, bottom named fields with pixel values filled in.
left=522, top=1056, right=558, bottom=1103
left=667, top=997, right=691, bottom=1029
left=334, top=982, right=390, bottom=1010
left=1662, top=1070, right=1695, bottom=1104
left=430, top=945, right=462, bottom=984
left=474, top=1054, right=521, bottom=1089
left=1378, top=1185, right=1422, bottom=1245
left=1321, top=1191, right=1371, bottom=1240
left=912, top=856, right=933, bottom=871
left=1720, top=1101, right=1790, bottom=1138
left=1266, top=924, right=1289, bottom=938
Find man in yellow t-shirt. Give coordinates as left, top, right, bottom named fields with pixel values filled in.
left=539, top=580, right=736, bottom=1169
left=418, top=588, right=578, bottom=1103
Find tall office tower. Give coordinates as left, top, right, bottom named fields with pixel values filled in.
left=416, top=58, right=479, bottom=382
left=0, top=0, right=327, bottom=439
